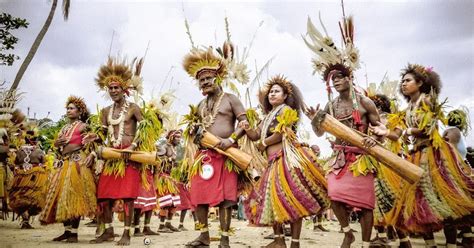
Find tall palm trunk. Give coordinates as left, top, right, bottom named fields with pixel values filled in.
left=10, top=0, right=58, bottom=91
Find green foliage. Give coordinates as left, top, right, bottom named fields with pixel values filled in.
left=181, top=105, right=201, bottom=138
left=246, top=108, right=259, bottom=128
left=0, top=13, right=29, bottom=66
left=38, top=115, right=67, bottom=153
left=136, top=103, right=164, bottom=152
left=85, top=107, right=105, bottom=153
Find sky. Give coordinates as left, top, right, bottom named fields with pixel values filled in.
left=1, top=0, right=473, bottom=155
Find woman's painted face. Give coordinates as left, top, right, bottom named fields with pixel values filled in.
left=268, top=84, right=287, bottom=107
left=66, top=103, right=80, bottom=119
left=401, top=73, right=422, bottom=96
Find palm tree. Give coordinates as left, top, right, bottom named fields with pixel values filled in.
left=9, top=0, right=70, bottom=91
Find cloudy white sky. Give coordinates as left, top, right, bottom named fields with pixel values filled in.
left=1, top=0, right=473, bottom=155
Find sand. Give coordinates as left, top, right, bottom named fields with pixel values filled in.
left=0, top=215, right=451, bottom=248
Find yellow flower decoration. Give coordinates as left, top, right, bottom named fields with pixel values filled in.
left=274, top=108, right=299, bottom=134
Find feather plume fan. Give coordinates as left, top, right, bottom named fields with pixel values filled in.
left=303, top=13, right=361, bottom=78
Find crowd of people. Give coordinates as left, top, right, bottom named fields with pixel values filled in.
left=0, top=8, right=473, bottom=248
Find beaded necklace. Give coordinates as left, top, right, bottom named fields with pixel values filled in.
left=58, top=120, right=81, bottom=151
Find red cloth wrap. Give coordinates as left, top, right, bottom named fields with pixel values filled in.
left=68, top=126, right=83, bottom=145
left=177, top=183, right=192, bottom=211
left=133, top=170, right=157, bottom=212
left=189, top=149, right=238, bottom=207
left=327, top=145, right=375, bottom=210
left=97, top=163, right=140, bottom=199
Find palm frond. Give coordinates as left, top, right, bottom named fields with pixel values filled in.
left=249, top=56, right=274, bottom=90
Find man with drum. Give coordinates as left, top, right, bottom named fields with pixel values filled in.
left=182, top=47, right=250, bottom=248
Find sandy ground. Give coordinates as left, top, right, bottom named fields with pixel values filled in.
left=0, top=215, right=450, bottom=248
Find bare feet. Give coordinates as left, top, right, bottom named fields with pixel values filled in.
left=158, top=225, right=173, bottom=233
left=116, top=230, right=131, bottom=246
left=66, top=233, right=78, bottom=243
left=370, top=237, right=389, bottom=247
left=53, top=231, right=70, bottom=241
left=185, top=233, right=210, bottom=247
left=133, top=228, right=143, bottom=237
left=339, top=227, right=357, bottom=233
left=142, top=227, right=159, bottom=236
left=178, top=225, right=189, bottom=231
left=399, top=240, right=412, bottom=248
left=341, top=231, right=355, bottom=248
left=165, top=223, right=180, bottom=232
left=90, top=227, right=114, bottom=244
left=290, top=241, right=300, bottom=248
left=219, top=235, right=230, bottom=248
left=264, top=237, right=286, bottom=248
left=85, top=219, right=97, bottom=227
left=313, top=225, right=329, bottom=232
left=20, top=222, right=34, bottom=229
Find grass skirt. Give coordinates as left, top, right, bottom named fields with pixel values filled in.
left=40, top=152, right=96, bottom=224
left=373, top=164, right=400, bottom=226
left=155, top=173, right=178, bottom=197
left=244, top=150, right=329, bottom=226
left=9, top=165, right=48, bottom=215
left=0, top=164, right=6, bottom=198
left=387, top=142, right=474, bottom=233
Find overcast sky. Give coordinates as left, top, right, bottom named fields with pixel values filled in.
left=1, top=0, right=473, bottom=155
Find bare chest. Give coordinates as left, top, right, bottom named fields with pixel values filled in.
left=199, top=96, right=234, bottom=127
left=108, top=106, right=135, bottom=124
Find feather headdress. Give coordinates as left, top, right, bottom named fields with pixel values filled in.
left=447, top=107, right=470, bottom=136
left=95, top=56, right=143, bottom=96
left=182, top=17, right=251, bottom=95
left=367, top=79, right=399, bottom=100
left=0, top=87, right=21, bottom=123
left=182, top=47, right=227, bottom=81
left=146, top=90, right=178, bottom=128
left=303, top=10, right=364, bottom=128
left=302, top=14, right=360, bottom=81
left=259, top=75, right=294, bottom=98
left=66, top=95, right=89, bottom=121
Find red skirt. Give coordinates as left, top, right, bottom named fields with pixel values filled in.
left=189, top=149, right=237, bottom=207
left=98, top=165, right=140, bottom=199
left=328, top=160, right=375, bottom=210
left=177, top=183, right=192, bottom=211
left=133, top=170, right=157, bottom=212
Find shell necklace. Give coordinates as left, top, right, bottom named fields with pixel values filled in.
left=58, top=120, right=80, bottom=151
left=201, top=92, right=224, bottom=128
left=21, top=145, right=34, bottom=171
left=108, top=100, right=129, bottom=147
left=406, top=93, right=424, bottom=128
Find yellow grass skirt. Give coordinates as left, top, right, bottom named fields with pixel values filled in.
left=40, top=152, right=96, bottom=224
left=386, top=142, right=474, bottom=233
left=8, top=165, right=48, bottom=215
